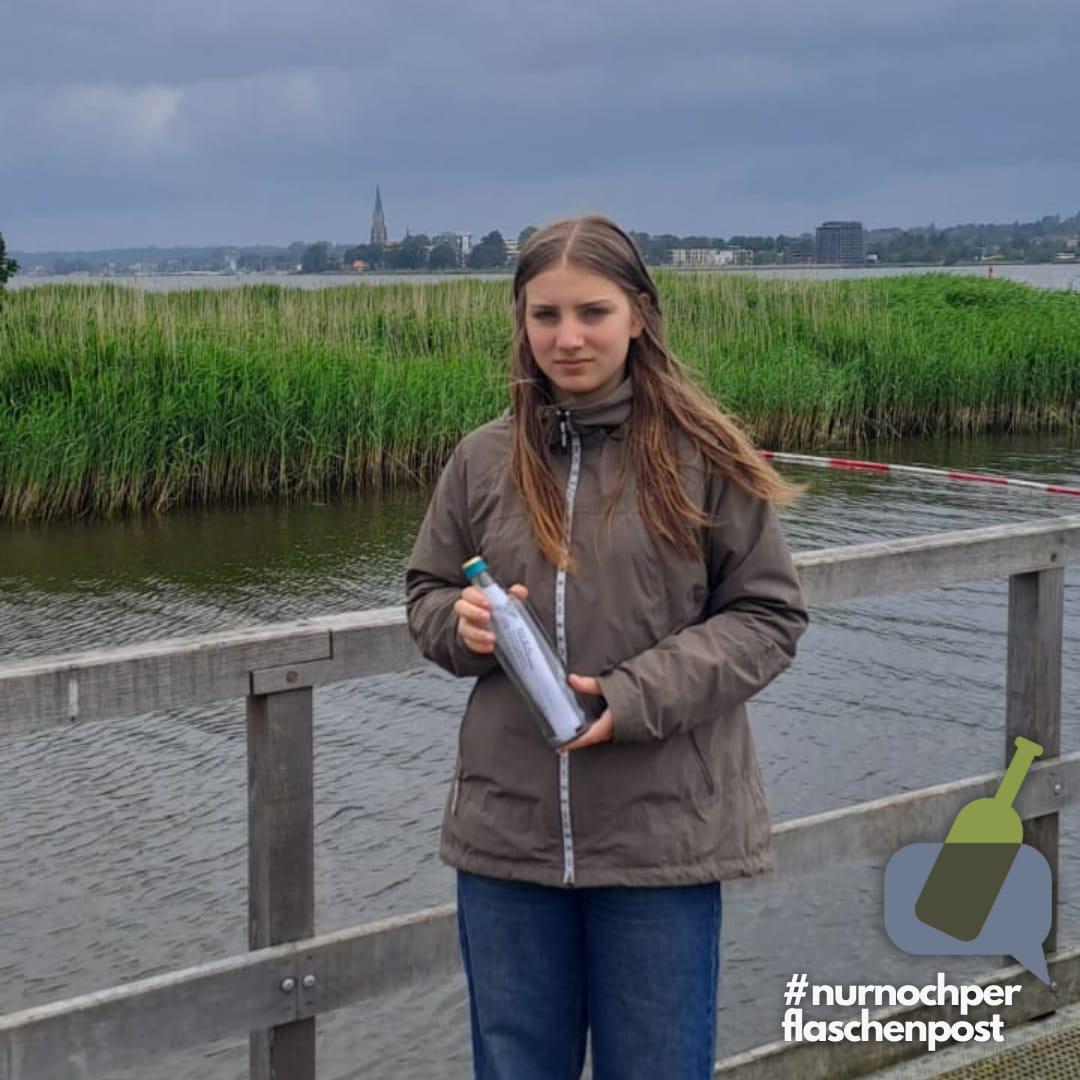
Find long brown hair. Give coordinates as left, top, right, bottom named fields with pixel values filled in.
left=510, top=214, right=797, bottom=572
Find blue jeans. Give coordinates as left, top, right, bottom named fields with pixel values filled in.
left=456, top=871, right=722, bottom=1080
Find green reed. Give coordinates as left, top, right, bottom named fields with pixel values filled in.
left=1, top=273, right=1078, bottom=522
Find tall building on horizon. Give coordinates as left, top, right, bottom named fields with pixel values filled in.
left=370, top=186, right=387, bottom=246
left=815, top=221, right=865, bottom=266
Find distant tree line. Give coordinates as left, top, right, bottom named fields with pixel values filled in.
left=863, top=213, right=1080, bottom=265
left=340, top=230, right=516, bottom=272
left=11, top=211, right=1079, bottom=276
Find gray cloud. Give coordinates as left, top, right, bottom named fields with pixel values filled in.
left=5, top=0, right=1079, bottom=249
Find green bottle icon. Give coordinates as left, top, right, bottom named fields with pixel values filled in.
left=915, top=736, right=1043, bottom=941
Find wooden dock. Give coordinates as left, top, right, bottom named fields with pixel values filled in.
left=1, top=514, right=1078, bottom=1079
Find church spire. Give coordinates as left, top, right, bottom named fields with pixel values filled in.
left=370, top=185, right=387, bottom=246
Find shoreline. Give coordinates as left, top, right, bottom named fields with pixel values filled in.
left=9, top=259, right=1079, bottom=290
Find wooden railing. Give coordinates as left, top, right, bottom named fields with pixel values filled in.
left=1, top=514, right=1078, bottom=1080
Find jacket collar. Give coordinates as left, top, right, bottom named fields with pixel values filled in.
left=539, top=375, right=633, bottom=449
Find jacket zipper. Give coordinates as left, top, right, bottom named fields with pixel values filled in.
left=558, top=411, right=570, bottom=453
left=555, top=407, right=580, bottom=885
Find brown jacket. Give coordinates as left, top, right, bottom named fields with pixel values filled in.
left=405, top=375, right=808, bottom=887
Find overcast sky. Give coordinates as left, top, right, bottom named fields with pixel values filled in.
left=4, top=0, right=1078, bottom=252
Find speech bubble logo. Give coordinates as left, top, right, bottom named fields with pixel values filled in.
left=885, top=843, right=1052, bottom=984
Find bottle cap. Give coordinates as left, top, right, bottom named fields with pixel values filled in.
left=462, top=556, right=488, bottom=579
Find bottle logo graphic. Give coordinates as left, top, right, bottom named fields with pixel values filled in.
left=914, top=737, right=1041, bottom=941
left=884, top=737, right=1053, bottom=984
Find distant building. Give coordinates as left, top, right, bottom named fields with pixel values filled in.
left=816, top=221, right=865, bottom=266
left=670, top=248, right=752, bottom=268
left=433, top=231, right=472, bottom=267
left=370, top=185, right=388, bottom=246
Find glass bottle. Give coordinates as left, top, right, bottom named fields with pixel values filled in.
left=462, top=556, right=590, bottom=748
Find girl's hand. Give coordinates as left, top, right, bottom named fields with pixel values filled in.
left=559, top=674, right=615, bottom=753
left=454, top=583, right=528, bottom=654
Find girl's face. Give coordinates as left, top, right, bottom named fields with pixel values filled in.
left=523, top=260, right=646, bottom=406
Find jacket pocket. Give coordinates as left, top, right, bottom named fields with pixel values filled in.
left=457, top=680, right=482, bottom=771
left=689, top=730, right=716, bottom=795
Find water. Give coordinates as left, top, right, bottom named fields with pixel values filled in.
left=7, top=271, right=509, bottom=292
left=8, top=262, right=1080, bottom=292
left=1, top=432, right=1079, bottom=1077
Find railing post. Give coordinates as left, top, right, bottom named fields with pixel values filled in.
left=247, top=687, right=316, bottom=1080
left=1006, top=567, right=1064, bottom=954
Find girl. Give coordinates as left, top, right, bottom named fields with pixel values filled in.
left=405, top=214, right=808, bottom=1080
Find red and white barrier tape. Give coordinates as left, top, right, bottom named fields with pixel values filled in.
left=759, top=451, right=1080, bottom=498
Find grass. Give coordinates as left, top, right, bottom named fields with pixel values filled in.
left=1, top=273, right=1078, bottom=522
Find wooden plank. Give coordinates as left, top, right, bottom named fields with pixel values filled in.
left=3, top=516, right=1079, bottom=731
left=713, top=947, right=1080, bottom=1079
left=0, top=946, right=298, bottom=1080
left=794, top=514, right=1080, bottom=606
left=771, top=754, right=1079, bottom=879
left=311, top=609, right=423, bottom=680
left=0, top=623, right=330, bottom=737
left=1007, top=568, right=1065, bottom=953
left=250, top=608, right=421, bottom=694
left=291, top=904, right=461, bottom=1018
left=0, top=906, right=460, bottom=1080
left=247, top=689, right=316, bottom=1080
